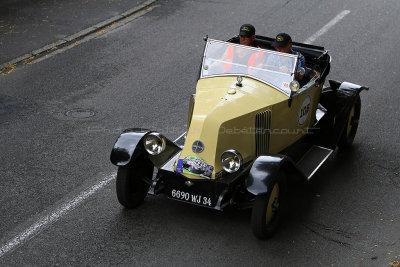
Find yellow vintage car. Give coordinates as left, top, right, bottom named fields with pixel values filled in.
left=110, top=36, right=368, bottom=239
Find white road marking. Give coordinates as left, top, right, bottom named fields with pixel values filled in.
left=0, top=132, right=184, bottom=258
left=304, top=10, right=351, bottom=44
left=0, top=173, right=116, bottom=258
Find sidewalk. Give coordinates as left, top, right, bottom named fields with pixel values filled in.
left=0, top=0, right=146, bottom=64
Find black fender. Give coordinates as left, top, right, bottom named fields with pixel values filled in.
left=316, top=81, right=368, bottom=148
left=320, top=81, right=368, bottom=111
left=246, top=155, right=305, bottom=196
left=332, top=82, right=368, bottom=144
left=336, top=82, right=368, bottom=112
left=110, top=128, right=181, bottom=168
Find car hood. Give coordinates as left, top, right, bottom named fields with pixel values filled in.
left=176, top=76, right=288, bottom=179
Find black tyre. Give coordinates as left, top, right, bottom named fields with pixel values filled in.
left=251, top=172, right=287, bottom=239
left=116, top=156, right=153, bottom=209
left=338, top=95, right=361, bottom=149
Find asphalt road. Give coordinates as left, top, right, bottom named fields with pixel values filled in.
left=0, top=0, right=144, bottom=63
left=0, top=0, right=399, bottom=266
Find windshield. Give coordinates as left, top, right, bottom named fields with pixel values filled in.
left=200, top=39, right=298, bottom=95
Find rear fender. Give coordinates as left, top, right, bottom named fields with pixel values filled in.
left=246, top=155, right=305, bottom=196
left=337, top=82, right=368, bottom=107
left=333, top=82, right=368, bottom=141
left=321, top=81, right=368, bottom=107
left=110, top=128, right=181, bottom=168
left=316, top=81, right=368, bottom=148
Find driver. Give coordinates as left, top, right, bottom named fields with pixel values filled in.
left=222, top=24, right=265, bottom=72
left=238, top=24, right=256, bottom=47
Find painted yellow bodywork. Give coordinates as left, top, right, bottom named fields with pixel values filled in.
left=176, top=76, right=322, bottom=179
left=269, top=84, right=321, bottom=153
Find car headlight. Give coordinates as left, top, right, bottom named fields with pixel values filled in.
left=144, top=133, right=166, bottom=155
left=221, top=150, right=242, bottom=173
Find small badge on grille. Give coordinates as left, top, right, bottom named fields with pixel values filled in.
left=192, top=140, right=204, bottom=153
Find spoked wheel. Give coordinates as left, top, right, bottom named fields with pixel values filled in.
left=338, top=95, right=361, bottom=149
left=251, top=172, right=287, bottom=239
left=116, top=156, right=153, bottom=209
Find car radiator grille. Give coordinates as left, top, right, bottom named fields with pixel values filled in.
left=255, top=110, right=271, bottom=156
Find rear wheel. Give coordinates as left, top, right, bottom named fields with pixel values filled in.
left=116, top=156, right=153, bottom=209
left=338, top=95, right=361, bottom=149
left=251, top=172, right=287, bottom=239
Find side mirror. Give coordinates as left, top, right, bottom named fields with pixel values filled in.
left=289, top=80, right=300, bottom=93
left=288, top=80, right=300, bottom=108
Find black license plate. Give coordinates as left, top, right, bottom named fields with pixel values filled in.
left=168, top=188, right=216, bottom=207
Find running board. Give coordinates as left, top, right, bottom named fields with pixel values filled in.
left=296, top=145, right=333, bottom=180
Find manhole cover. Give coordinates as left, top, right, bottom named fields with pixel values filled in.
left=65, top=109, right=95, bottom=118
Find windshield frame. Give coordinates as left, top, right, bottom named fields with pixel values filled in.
left=200, top=39, right=299, bottom=96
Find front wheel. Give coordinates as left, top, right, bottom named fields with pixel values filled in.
left=116, top=156, right=153, bottom=209
left=251, top=172, right=287, bottom=239
left=338, top=95, right=361, bottom=149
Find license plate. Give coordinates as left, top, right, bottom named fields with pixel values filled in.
left=169, top=188, right=214, bottom=207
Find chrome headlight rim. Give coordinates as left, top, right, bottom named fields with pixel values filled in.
left=221, top=149, right=243, bottom=173
left=143, top=132, right=166, bottom=155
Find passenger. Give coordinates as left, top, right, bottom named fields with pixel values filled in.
left=267, top=33, right=306, bottom=80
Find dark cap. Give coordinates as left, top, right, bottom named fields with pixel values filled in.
left=272, top=33, right=292, bottom=47
left=239, top=24, right=255, bottom=37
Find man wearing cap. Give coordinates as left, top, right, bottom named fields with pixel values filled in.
left=220, top=24, right=265, bottom=72
left=238, top=24, right=256, bottom=46
left=266, top=33, right=306, bottom=80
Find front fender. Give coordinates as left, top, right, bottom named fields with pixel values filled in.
left=246, top=155, right=304, bottom=196
left=110, top=128, right=181, bottom=168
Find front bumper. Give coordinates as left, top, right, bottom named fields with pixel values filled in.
left=148, top=163, right=251, bottom=211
